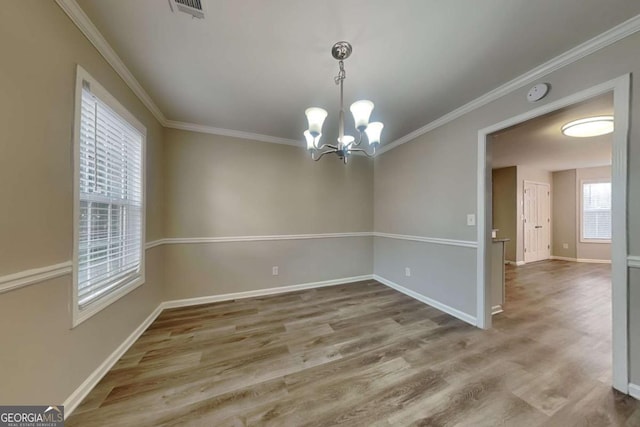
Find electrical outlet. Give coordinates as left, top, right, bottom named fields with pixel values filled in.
left=272, top=266, right=279, bottom=276
left=466, top=214, right=476, bottom=226
left=563, top=243, right=569, bottom=249
left=405, top=267, right=411, bottom=277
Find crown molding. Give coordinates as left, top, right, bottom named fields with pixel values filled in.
left=56, top=0, right=640, bottom=154
left=55, top=0, right=167, bottom=125
left=164, top=120, right=301, bottom=147
left=376, top=13, right=640, bottom=156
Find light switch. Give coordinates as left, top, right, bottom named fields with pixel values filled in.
left=467, top=214, right=476, bottom=226
left=563, top=243, right=569, bottom=249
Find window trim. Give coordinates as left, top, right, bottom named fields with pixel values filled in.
left=579, top=178, right=611, bottom=244
left=72, top=65, right=147, bottom=328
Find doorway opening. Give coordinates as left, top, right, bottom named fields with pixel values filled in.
left=476, top=75, right=630, bottom=393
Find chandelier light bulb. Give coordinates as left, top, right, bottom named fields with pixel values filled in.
left=304, top=130, right=316, bottom=150
left=338, top=135, right=355, bottom=147
left=365, top=122, right=384, bottom=145
left=305, top=107, right=328, bottom=137
left=350, top=100, right=374, bottom=131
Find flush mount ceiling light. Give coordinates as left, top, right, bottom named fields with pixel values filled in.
left=304, top=41, right=383, bottom=163
left=561, top=116, right=614, bottom=138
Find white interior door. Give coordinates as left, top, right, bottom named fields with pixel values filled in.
left=537, top=183, right=551, bottom=260
left=523, top=182, right=550, bottom=263
left=523, top=182, right=538, bottom=263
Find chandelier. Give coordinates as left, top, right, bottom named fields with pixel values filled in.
left=304, top=41, right=383, bottom=163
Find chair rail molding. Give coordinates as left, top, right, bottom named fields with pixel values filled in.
left=159, top=232, right=373, bottom=244
left=0, top=262, right=72, bottom=294
left=0, top=243, right=162, bottom=294
left=373, top=232, right=477, bottom=248
left=628, top=255, right=640, bottom=269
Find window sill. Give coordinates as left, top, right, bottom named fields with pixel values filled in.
left=72, top=273, right=145, bottom=328
left=580, top=239, right=612, bottom=244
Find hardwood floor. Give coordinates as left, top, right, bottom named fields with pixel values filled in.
left=67, top=260, right=640, bottom=426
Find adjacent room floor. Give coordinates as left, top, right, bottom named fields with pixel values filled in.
left=67, top=261, right=640, bottom=426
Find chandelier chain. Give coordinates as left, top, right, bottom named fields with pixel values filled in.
left=334, top=60, right=346, bottom=85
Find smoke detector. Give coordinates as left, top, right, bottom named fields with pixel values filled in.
left=169, top=0, right=205, bottom=19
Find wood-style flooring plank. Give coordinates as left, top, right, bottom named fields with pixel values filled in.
left=67, top=261, right=640, bottom=426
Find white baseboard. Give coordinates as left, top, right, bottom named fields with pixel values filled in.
left=63, top=305, right=163, bottom=418
left=505, top=260, right=525, bottom=266
left=161, top=275, right=374, bottom=309
left=372, top=274, right=476, bottom=326
left=63, top=274, right=374, bottom=417
left=550, top=256, right=577, bottom=262
left=492, top=305, right=504, bottom=315
left=577, top=258, right=611, bottom=264
left=550, top=256, right=611, bottom=264
left=629, top=383, right=640, bottom=400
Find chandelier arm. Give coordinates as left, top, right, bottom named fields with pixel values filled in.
left=352, top=131, right=364, bottom=147
left=348, top=146, right=376, bottom=158
left=313, top=138, right=327, bottom=150
left=311, top=148, right=338, bottom=161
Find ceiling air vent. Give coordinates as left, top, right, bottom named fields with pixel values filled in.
left=169, top=0, right=205, bottom=19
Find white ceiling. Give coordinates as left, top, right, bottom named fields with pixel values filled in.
left=75, top=0, right=640, bottom=147
left=491, top=93, right=613, bottom=171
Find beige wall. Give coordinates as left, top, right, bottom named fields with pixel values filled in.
left=492, top=167, right=517, bottom=262
left=164, top=129, right=373, bottom=237
left=552, top=170, right=578, bottom=259
left=165, top=238, right=373, bottom=300
left=0, top=1, right=164, bottom=404
left=163, top=128, right=374, bottom=297
left=374, top=32, right=640, bottom=384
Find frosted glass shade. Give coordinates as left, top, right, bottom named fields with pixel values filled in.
left=365, top=122, right=383, bottom=145
left=338, top=135, right=355, bottom=147
left=561, top=116, right=614, bottom=137
left=350, top=100, right=374, bottom=131
left=304, top=130, right=316, bottom=150
left=305, top=107, right=328, bottom=137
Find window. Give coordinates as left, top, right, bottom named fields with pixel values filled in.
left=581, top=180, right=611, bottom=242
left=73, top=66, right=146, bottom=326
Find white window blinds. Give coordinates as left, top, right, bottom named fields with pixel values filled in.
left=77, top=84, right=143, bottom=309
left=582, top=181, right=611, bottom=241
